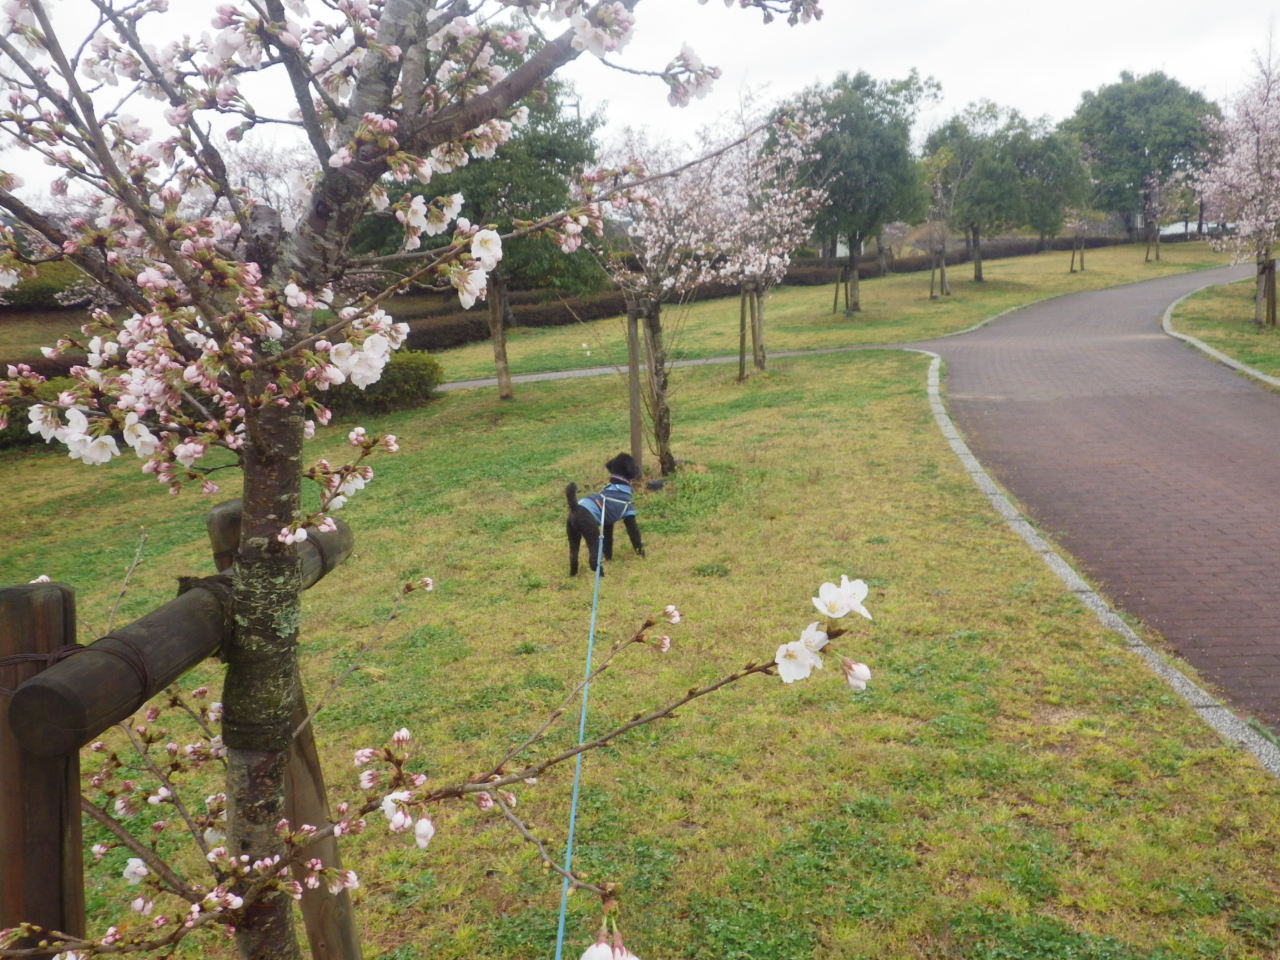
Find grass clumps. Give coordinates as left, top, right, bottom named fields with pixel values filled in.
left=1168, top=277, right=1280, bottom=378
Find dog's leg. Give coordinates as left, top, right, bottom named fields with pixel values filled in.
left=567, top=518, right=581, bottom=576
left=584, top=524, right=603, bottom=573
left=603, top=522, right=615, bottom=561
left=624, top=516, right=644, bottom=557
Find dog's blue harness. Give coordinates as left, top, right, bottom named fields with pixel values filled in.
left=577, top=477, right=636, bottom=526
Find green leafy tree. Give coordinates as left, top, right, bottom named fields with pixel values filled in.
left=350, top=73, right=603, bottom=398
left=1009, top=127, right=1091, bottom=248
left=811, top=70, right=933, bottom=313
left=1065, top=71, right=1218, bottom=240
left=925, top=102, right=1025, bottom=282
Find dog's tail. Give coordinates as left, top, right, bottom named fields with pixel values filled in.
left=565, top=482, right=578, bottom=510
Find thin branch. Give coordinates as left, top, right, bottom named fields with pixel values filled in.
left=431, top=658, right=784, bottom=802
left=292, top=588, right=408, bottom=741
left=483, top=621, right=653, bottom=779
left=105, top=529, right=148, bottom=634
left=118, top=723, right=214, bottom=862
left=78, top=797, right=199, bottom=901
left=494, top=794, right=607, bottom=898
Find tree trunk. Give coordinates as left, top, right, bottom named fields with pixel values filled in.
left=626, top=299, right=644, bottom=471
left=929, top=250, right=937, bottom=300
left=1267, top=256, right=1277, bottom=328
left=846, top=236, right=862, bottom=314
left=1080, top=239, right=1086, bottom=272
left=1069, top=242, right=1077, bottom=273
left=1154, top=225, right=1162, bottom=262
left=224, top=393, right=306, bottom=960
left=972, top=225, right=984, bottom=282
left=487, top=271, right=513, bottom=400
left=1255, top=252, right=1266, bottom=327
left=751, top=286, right=766, bottom=371
left=831, top=266, right=841, bottom=314
left=640, top=300, right=676, bottom=476
left=939, top=240, right=951, bottom=296
left=738, top=287, right=748, bottom=382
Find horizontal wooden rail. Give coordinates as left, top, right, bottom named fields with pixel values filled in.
left=8, top=504, right=352, bottom=757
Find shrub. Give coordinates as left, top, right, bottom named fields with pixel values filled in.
left=324, top=349, right=443, bottom=417
left=0, top=261, right=86, bottom=311
left=0, top=376, right=76, bottom=450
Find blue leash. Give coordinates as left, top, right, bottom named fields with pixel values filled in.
left=553, top=527, right=607, bottom=959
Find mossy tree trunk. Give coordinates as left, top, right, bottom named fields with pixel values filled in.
left=223, top=385, right=306, bottom=960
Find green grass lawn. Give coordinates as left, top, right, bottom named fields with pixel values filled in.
left=1167, top=277, right=1280, bottom=378
left=4, top=240, right=1278, bottom=960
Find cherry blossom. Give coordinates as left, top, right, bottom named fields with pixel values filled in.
left=775, top=639, right=823, bottom=682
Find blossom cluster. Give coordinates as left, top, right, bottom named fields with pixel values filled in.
left=774, top=575, right=874, bottom=689
left=1197, top=54, right=1280, bottom=269
left=595, top=100, right=825, bottom=309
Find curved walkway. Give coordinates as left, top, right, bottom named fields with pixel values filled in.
left=917, top=264, right=1280, bottom=735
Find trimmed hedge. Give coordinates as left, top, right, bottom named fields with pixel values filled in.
left=0, top=376, right=75, bottom=450
left=324, top=349, right=444, bottom=417
left=0, top=261, right=87, bottom=311
left=1, top=351, right=441, bottom=451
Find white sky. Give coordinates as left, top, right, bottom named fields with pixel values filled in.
left=564, top=0, right=1278, bottom=147
left=2, top=0, right=1275, bottom=191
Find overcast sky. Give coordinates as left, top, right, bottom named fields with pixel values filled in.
left=2, top=0, right=1275, bottom=191
left=564, top=0, right=1278, bottom=147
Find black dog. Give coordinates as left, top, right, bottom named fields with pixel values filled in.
left=565, top=452, right=645, bottom=576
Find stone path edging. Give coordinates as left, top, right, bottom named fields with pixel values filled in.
left=911, top=345, right=1280, bottom=775
left=1161, top=281, right=1280, bottom=390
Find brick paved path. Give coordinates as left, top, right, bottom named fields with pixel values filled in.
left=919, top=264, right=1280, bottom=731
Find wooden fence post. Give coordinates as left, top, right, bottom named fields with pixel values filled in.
left=208, top=501, right=362, bottom=960
left=0, top=583, right=85, bottom=947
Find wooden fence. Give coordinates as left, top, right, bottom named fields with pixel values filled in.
left=0, top=502, right=361, bottom=960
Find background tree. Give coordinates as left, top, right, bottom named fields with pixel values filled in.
left=709, top=101, right=825, bottom=377
left=1008, top=126, right=1091, bottom=249
left=598, top=133, right=727, bottom=476
left=810, top=70, right=932, bottom=313
left=925, top=102, right=1026, bottom=282
left=1198, top=48, right=1280, bottom=326
left=0, top=2, right=823, bottom=958
left=922, top=149, right=955, bottom=298
left=349, top=67, right=605, bottom=399
left=1065, top=71, right=1218, bottom=242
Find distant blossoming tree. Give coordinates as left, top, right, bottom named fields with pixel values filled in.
left=709, top=99, right=825, bottom=378
left=1198, top=49, right=1280, bottom=326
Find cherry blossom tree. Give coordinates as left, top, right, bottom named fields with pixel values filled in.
left=0, top=2, right=823, bottom=958
left=597, top=131, right=725, bottom=476
left=709, top=101, right=825, bottom=379
left=1198, top=48, right=1280, bottom=326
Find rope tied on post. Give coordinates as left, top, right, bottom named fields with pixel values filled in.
left=0, top=645, right=83, bottom=697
